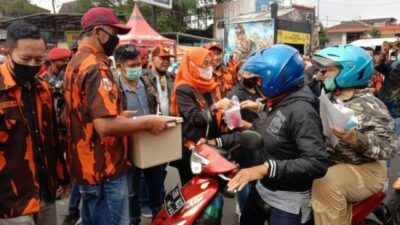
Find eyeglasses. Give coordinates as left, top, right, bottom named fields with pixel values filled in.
left=203, top=60, right=212, bottom=67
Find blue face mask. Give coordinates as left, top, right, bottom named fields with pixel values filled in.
left=125, top=67, right=142, bottom=81
left=323, top=76, right=337, bottom=92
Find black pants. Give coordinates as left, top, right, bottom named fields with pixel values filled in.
left=169, top=148, right=194, bottom=185
left=240, top=186, right=308, bottom=225
left=128, top=166, right=163, bottom=224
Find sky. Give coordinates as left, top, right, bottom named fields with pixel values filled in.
left=292, top=0, right=400, bottom=27
left=32, top=0, right=400, bottom=28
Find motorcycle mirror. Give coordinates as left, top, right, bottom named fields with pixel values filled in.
left=240, top=130, right=263, bottom=151
left=204, top=110, right=213, bottom=140
left=230, top=130, right=265, bottom=168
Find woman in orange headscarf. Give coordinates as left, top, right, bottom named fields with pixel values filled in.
left=170, top=47, right=232, bottom=184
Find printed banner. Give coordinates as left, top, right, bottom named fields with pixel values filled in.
left=226, top=20, right=275, bottom=60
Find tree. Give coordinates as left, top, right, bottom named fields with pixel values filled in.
left=2, top=0, right=49, bottom=17
left=318, top=23, right=329, bottom=48
left=363, top=29, right=381, bottom=38
left=75, top=0, right=198, bottom=33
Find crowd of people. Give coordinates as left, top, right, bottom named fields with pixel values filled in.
left=0, top=5, right=399, bottom=225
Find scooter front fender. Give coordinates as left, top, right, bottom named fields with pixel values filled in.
left=152, top=175, right=219, bottom=225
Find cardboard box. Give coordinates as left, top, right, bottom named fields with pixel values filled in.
left=129, top=116, right=183, bottom=169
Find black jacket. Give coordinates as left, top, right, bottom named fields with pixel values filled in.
left=219, top=86, right=328, bottom=192
left=176, top=84, right=221, bottom=145
left=375, top=60, right=400, bottom=118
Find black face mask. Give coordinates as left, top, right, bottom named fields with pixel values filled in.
left=242, top=77, right=259, bottom=88
left=98, top=28, right=119, bottom=56
left=12, top=59, right=41, bottom=82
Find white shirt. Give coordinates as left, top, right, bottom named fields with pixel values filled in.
left=155, top=75, right=170, bottom=116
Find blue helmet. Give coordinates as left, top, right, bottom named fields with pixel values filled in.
left=312, top=44, right=374, bottom=89
left=240, top=44, right=305, bottom=98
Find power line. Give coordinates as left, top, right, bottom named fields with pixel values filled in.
left=320, top=0, right=400, bottom=7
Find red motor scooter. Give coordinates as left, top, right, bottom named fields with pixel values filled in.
left=152, top=142, right=237, bottom=225
left=351, top=178, right=400, bottom=225
left=153, top=129, right=400, bottom=225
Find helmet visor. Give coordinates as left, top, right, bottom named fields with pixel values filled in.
left=311, top=56, right=339, bottom=70
left=239, top=70, right=260, bottom=79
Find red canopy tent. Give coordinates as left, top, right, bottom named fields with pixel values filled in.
left=119, top=4, right=175, bottom=47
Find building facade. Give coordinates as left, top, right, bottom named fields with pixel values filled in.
left=326, top=18, right=400, bottom=45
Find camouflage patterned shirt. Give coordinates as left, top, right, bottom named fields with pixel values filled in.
left=0, top=63, right=69, bottom=218
left=327, top=89, right=396, bottom=165
left=64, top=44, right=127, bottom=185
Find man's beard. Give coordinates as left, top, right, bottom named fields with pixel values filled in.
left=156, top=67, right=166, bottom=76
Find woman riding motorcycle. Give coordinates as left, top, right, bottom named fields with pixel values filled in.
left=209, top=44, right=329, bottom=225
left=311, top=44, right=396, bottom=225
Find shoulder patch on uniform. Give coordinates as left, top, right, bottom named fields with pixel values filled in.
left=100, top=78, right=113, bottom=91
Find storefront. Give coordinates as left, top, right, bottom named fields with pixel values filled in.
left=277, top=29, right=311, bottom=54
left=217, top=2, right=315, bottom=57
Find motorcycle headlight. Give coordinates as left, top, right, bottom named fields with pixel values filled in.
left=190, top=152, right=209, bottom=174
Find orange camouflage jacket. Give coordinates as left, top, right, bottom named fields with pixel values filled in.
left=64, top=44, right=128, bottom=185
left=0, top=63, right=68, bottom=218
left=213, top=67, right=237, bottom=97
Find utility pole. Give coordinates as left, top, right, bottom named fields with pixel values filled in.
left=318, top=0, right=320, bottom=19
left=271, top=2, right=279, bottom=44
left=151, top=5, right=157, bottom=29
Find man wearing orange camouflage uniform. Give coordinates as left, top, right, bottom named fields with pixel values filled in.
left=0, top=21, right=69, bottom=225
left=204, top=42, right=237, bottom=97
left=63, top=7, right=167, bottom=225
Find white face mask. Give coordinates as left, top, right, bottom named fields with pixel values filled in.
left=199, top=66, right=213, bottom=80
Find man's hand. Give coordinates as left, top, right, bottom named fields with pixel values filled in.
left=215, top=98, right=233, bottom=111
left=147, top=116, right=168, bottom=135
left=240, top=100, right=262, bottom=112
left=332, top=127, right=358, bottom=147
left=227, top=164, right=268, bottom=192
left=315, top=71, right=326, bottom=82
left=58, top=185, right=71, bottom=199
left=197, top=138, right=216, bottom=146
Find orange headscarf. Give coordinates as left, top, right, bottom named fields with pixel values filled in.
left=171, top=47, right=221, bottom=116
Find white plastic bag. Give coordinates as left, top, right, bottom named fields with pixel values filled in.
left=224, top=95, right=243, bottom=130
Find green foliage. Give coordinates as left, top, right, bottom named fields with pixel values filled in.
left=75, top=0, right=198, bottom=33
left=318, top=23, right=329, bottom=48
left=1, top=0, right=49, bottom=17
left=363, top=29, right=381, bottom=38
